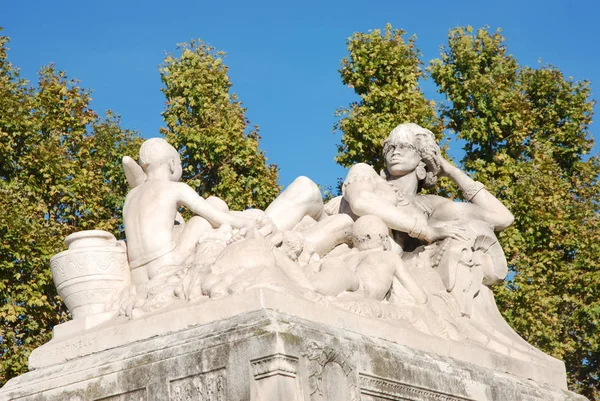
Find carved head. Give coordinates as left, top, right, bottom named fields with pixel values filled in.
left=352, top=215, right=390, bottom=251
left=381, top=123, right=441, bottom=190
left=138, top=138, right=182, bottom=181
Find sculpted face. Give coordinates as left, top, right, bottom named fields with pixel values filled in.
left=384, top=138, right=421, bottom=177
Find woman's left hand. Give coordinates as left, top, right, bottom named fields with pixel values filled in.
left=437, top=154, right=457, bottom=177
left=422, top=223, right=470, bottom=243
left=438, top=155, right=457, bottom=177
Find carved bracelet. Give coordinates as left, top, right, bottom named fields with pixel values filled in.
left=409, top=218, right=427, bottom=241
left=463, top=181, right=485, bottom=202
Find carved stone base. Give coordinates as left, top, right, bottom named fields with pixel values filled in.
left=0, top=289, right=587, bottom=401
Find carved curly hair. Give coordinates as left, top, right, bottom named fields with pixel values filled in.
left=381, top=123, right=441, bottom=190
left=138, top=138, right=179, bottom=170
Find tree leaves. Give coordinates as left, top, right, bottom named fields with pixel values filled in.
left=159, top=40, right=280, bottom=211
left=1, top=34, right=279, bottom=386
left=0, top=32, right=141, bottom=385
left=334, top=24, right=442, bottom=172
left=338, top=25, right=599, bottom=399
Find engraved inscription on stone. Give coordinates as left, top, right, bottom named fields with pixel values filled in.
left=96, top=388, right=146, bottom=401
left=359, top=373, right=474, bottom=401
left=169, top=368, right=226, bottom=401
left=41, top=335, right=97, bottom=362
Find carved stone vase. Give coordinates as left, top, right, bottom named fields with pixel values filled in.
left=50, top=230, right=130, bottom=320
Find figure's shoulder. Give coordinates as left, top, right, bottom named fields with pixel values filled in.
left=166, top=181, right=198, bottom=197
left=124, top=184, right=141, bottom=201
left=364, top=249, right=402, bottom=264
left=132, top=180, right=185, bottom=200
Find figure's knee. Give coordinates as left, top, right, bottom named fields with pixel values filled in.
left=185, top=215, right=213, bottom=233
left=173, top=216, right=214, bottom=263
left=291, top=175, right=317, bottom=188
left=266, top=176, right=325, bottom=228
left=286, top=176, right=321, bottom=204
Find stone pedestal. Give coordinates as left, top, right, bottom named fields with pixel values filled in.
left=0, top=289, right=586, bottom=401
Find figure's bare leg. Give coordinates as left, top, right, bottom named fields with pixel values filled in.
left=301, top=214, right=354, bottom=256
left=174, top=216, right=213, bottom=260
left=393, top=258, right=428, bottom=304
left=265, top=176, right=325, bottom=231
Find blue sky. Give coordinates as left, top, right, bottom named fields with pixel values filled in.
left=2, top=0, right=599, bottom=189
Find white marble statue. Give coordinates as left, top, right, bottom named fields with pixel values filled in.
left=334, top=123, right=513, bottom=316
left=48, top=124, right=546, bottom=360
left=18, top=120, right=582, bottom=401
left=305, top=214, right=427, bottom=304
left=122, top=138, right=259, bottom=284
left=339, top=122, right=513, bottom=248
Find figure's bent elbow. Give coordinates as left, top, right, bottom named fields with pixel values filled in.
left=496, top=211, right=515, bottom=231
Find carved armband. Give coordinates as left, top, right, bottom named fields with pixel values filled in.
left=409, top=218, right=428, bottom=242
left=463, top=181, right=485, bottom=202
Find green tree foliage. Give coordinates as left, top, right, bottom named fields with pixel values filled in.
left=337, top=25, right=599, bottom=398
left=160, top=40, right=280, bottom=211
left=430, top=26, right=599, bottom=398
left=334, top=24, right=442, bottom=172
left=0, top=32, right=141, bottom=385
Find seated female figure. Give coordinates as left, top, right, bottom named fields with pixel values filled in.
left=340, top=123, right=514, bottom=316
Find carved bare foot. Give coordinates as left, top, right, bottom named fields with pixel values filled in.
left=297, top=241, right=319, bottom=266
left=278, top=230, right=319, bottom=266
left=227, top=228, right=248, bottom=244
left=280, top=231, right=304, bottom=261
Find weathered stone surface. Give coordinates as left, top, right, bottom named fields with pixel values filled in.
left=0, top=289, right=586, bottom=401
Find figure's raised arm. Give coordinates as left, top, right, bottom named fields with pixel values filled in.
left=176, top=183, right=254, bottom=230
left=435, top=156, right=514, bottom=230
